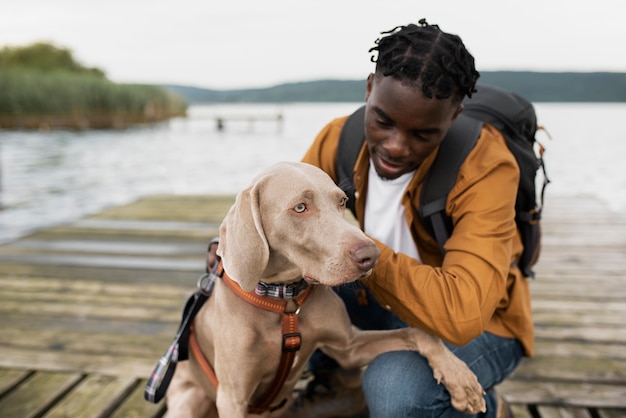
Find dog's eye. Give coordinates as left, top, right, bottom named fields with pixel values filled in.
left=294, top=203, right=307, bottom=213
left=340, top=197, right=348, bottom=208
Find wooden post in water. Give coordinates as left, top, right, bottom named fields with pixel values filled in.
left=214, top=113, right=283, bottom=133
left=0, top=140, right=3, bottom=210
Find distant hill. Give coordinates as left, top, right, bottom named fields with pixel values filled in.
left=162, top=79, right=366, bottom=103
left=163, top=71, right=626, bottom=103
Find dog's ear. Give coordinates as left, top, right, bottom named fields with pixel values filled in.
left=217, top=182, right=269, bottom=292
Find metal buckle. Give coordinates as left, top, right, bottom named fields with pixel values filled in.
left=197, top=272, right=217, bottom=296
left=282, top=332, right=302, bottom=352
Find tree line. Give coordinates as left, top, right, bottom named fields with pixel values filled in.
left=0, top=43, right=187, bottom=130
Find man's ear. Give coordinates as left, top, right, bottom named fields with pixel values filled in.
left=365, top=73, right=375, bottom=101
left=451, top=103, right=464, bottom=122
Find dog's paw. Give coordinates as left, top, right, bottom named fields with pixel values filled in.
left=430, top=352, right=486, bottom=414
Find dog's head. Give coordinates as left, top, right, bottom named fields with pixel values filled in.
left=217, top=162, right=380, bottom=291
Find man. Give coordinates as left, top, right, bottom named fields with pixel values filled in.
left=285, top=20, right=532, bottom=417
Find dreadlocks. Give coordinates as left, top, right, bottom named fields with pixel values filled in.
left=369, top=18, right=479, bottom=101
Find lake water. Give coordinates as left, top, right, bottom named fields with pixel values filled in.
left=1, top=102, right=625, bottom=244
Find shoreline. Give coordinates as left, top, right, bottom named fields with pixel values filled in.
left=0, top=111, right=187, bottom=130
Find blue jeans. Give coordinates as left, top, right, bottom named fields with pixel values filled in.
left=310, top=283, right=524, bottom=418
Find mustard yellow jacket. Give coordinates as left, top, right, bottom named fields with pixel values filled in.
left=302, top=114, right=534, bottom=356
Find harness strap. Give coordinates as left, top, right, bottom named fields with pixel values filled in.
left=189, top=323, right=219, bottom=388
left=248, top=311, right=301, bottom=414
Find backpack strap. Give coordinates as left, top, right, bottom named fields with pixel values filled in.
left=336, top=105, right=366, bottom=217
left=418, top=114, right=483, bottom=254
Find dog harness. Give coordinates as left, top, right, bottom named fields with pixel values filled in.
left=190, top=266, right=312, bottom=414
left=145, top=260, right=313, bottom=415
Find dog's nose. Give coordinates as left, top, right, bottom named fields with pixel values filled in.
left=349, top=242, right=380, bottom=271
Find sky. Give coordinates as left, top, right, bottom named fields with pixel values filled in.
left=1, top=0, right=624, bottom=90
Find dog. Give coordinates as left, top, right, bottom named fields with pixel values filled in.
left=165, top=161, right=486, bottom=417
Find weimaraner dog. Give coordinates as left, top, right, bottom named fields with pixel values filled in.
left=165, top=161, right=486, bottom=417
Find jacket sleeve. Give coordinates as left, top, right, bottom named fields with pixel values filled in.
left=362, top=127, right=521, bottom=346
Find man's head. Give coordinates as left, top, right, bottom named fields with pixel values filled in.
left=370, top=19, right=479, bottom=103
left=364, top=20, right=480, bottom=179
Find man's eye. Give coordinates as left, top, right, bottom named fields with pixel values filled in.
left=376, top=118, right=392, bottom=128
left=411, top=130, right=436, bottom=143
left=294, top=203, right=307, bottom=213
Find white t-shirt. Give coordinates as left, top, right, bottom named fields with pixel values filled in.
left=364, top=162, right=420, bottom=261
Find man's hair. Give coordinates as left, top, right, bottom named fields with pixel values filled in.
left=369, top=19, right=479, bottom=101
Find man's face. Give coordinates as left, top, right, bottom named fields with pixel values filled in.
left=364, top=74, right=463, bottom=180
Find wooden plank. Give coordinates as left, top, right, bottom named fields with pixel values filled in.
left=537, top=247, right=626, bottom=258
left=0, top=280, right=186, bottom=318
left=498, top=380, right=626, bottom=409
left=87, top=194, right=234, bottom=223
left=108, top=379, right=166, bottom=418
left=535, top=270, right=626, bottom=281
left=7, top=239, right=206, bottom=256
left=533, top=283, right=625, bottom=294
left=0, top=298, right=183, bottom=323
left=531, top=299, right=626, bottom=315
left=0, top=263, right=198, bottom=284
left=510, top=404, right=533, bottom=418
left=531, top=340, right=626, bottom=360
left=23, top=226, right=217, bottom=242
left=510, top=356, right=626, bottom=384
left=0, top=252, right=204, bottom=271
left=534, top=325, right=626, bottom=345
left=72, top=219, right=219, bottom=232
left=533, top=289, right=626, bottom=300
left=0, top=327, right=172, bottom=358
left=0, top=368, right=32, bottom=397
left=44, top=374, right=137, bottom=418
left=597, top=409, right=626, bottom=418
left=0, top=281, right=191, bottom=308
left=532, top=311, right=626, bottom=328
left=0, top=347, right=156, bottom=379
left=536, top=405, right=593, bottom=418
left=0, top=312, right=176, bottom=337
left=0, top=279, right=190, bottom=310
left=0, top=370, right=83, bottom=418
left=541, top=230, right=626, bottom=244
left=0, top=275, right=191, bottom=299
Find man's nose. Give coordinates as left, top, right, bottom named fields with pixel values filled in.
left=384, top=129, right=411, bottom=158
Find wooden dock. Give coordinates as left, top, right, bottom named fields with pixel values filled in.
left=211, top=113, right=283, bottom=132
left=0, top=194, right=624, bottom=417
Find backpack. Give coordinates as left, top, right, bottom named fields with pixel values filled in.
left=335, top=84, right=549, bottom=278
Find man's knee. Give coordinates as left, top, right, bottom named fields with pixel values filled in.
left=362, top=351, right=449, bottom=416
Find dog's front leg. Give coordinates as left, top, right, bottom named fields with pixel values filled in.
left=322, top=326, right=486, bottom=414
left=166, top=361, right=217, bottom=418
left=215, top=385, right=250, bottom=418
left=414, top=330, right=488, bottom=414
left=407, top=328, right=487, bottom=414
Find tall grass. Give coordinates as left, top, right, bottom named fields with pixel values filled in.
left=0, top=69, right=188, bottom=129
